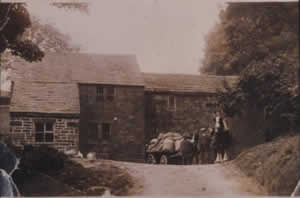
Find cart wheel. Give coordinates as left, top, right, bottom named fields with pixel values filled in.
left=160, top=154, right=168, bottom=165
left=146, top=154, right=157, bottom=164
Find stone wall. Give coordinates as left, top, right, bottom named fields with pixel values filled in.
left=79, top=85, right=145, bottom=162
left=8, top=115, right=79, bottom=151
left=0, top=96, right=10, bottom=135
left=145, top=92, right=271, bottom=160
left=145, top=92, right=217, bottom=141
left=0, top=105, right=10, bottom=134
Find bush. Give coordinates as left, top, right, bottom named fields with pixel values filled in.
left=19, top=145, right=67, bottom=174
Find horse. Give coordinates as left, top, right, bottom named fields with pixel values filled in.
left=212, top=112, right=231, bottom=163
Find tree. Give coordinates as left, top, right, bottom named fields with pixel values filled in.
left=0, top=2, right=89, bottom=93
left=0, top=3, right=44, bottom=62
left=200, top=2, right=298, bottom=76
left=201, top=2, right=299, bottom=134
left=51, top=2, right=89, bottom=13
left=23, top=17, right=80, bottom=53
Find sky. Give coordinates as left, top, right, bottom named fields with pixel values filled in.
left=26, top=0, right=226, bottom=74
left=0, top=0, right=295, bottom=92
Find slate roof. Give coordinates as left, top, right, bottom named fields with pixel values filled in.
left=11, top=52, right=144, bottom=86
left=9, top=52, right=239, bottom=114
left=143, top=73, right=239, bottom=94
left=10, top=52, right=144, bottom=114
left=10, top=82, right=80, bottom=114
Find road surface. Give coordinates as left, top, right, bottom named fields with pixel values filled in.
left=77, top=159, right=267, bottom=196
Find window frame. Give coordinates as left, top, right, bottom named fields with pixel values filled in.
left=96, top=86, right=115, bottom=102
left=80, top=84, right=116, bottom=103
left=168, top=95, right=176, bottom=111
left=105, top=86, right=115, bottom=102
left=96, top=86, right=104, bottom=102
left=34, top=121, right=55, bottom=143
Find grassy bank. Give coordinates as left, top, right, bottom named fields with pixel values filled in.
left=233, top=134, right=300, bottom=196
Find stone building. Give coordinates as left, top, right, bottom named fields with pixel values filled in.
left=1, top=52, right=237, bottom=161
left=144, top=73, right=237, bottom=141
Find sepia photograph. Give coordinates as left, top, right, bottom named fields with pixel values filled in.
left=0, top=0, right=299, bottom=197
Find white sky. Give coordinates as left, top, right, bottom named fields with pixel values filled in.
left=24, top=0, right=296, bottom=74
left=26, top=0, right=227, bottom=74
left=1, top=0, right=295, bottom=91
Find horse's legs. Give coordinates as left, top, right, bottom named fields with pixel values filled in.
left=215, top=151, right=222, bottom=163
left=200, top=151, right=204, bottom=164
left=203, top=151, right=208, bottom=164
left=188, top=156, right=192, bottom=165
left=223, top=150, right=229, bottom=161
left=194, top=152, right=199, bottom=164
left=182, top=157, right=186, bottom=165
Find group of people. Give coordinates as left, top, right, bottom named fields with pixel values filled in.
left=193, top=111, right=232, bottom=164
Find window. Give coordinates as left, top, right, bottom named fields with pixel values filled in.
left=81, top=85, right=115, bottom=103
left=102, top=123, right=111, bottom=140
left=96, top=87, right=104, bottom=102
left=96, top=86, right=115, bottom=102
left=168, top=95, right=176, bottom=111
left=87, top=86, right=95, bottom=104
left=106, top=87, right=115, bottom=101
left=35, top=121, right=54, bottom=142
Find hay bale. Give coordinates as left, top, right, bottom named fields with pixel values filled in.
left=87, top=152, right=96, bottom=161
left=162, top=138, right=175, bottom=153
left=174, top=139, right=183, bottom=152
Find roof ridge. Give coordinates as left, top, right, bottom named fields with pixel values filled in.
left=143, top=72, right=239, bottom=78
left=19, top=81, right=74, bottom=84
left=45, top=51, right=137, bottom=57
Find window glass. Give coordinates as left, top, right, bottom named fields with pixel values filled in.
left=106, top=87, right=115, bottom=101
left=169, top=96, right=175, bottom=107
left=35, top=133, right=44, bottom=142
left=45, top=133, right=54, bottom=142
left=35, top=122, right=44, bottom=132
left=96, top=87, right=104, bottom=102
left=168, top=95, right=176, bottom=110
left=35, top=121, right=54, bottom=143
left=45, top=122, right=53, bottom=131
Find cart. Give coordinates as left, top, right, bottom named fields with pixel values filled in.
left=145, top=132, right=185, bottom=165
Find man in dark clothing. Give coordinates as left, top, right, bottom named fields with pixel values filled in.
left=192, top=131, right=200, bottom=164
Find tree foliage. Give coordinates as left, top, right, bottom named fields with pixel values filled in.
left=201, top=2, right=298, bottom=76
left=0, top=3, right=44, bottom=62
left=51, top=2, right=89, bottom=14
left=23, top=17, right=80, bottom=53
left=201, top=2, right=299, bottom=131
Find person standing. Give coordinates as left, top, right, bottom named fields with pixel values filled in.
left=192, top=131, right=200, bottom=164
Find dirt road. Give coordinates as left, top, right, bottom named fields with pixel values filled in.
left=78, top=159, right=267, bottom=196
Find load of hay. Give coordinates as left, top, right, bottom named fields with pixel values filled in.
left=147, top=132, right=184, bottom=153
